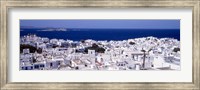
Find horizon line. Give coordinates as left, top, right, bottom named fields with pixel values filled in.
left=20, top=26, right=180, bottom=30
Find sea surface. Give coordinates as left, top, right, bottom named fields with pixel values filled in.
left=20, top=28, right=180, bottom=41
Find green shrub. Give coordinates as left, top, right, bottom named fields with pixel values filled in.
left=20, top=44, right=42, bottom=54
left=173, top=47, right=180, bottom=52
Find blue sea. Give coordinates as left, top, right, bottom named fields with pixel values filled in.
left=20, top=28, right=180, bottom=41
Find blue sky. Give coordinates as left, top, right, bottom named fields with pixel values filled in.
left=20, top=20, right=180, bottom=29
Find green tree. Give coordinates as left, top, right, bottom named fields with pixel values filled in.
left=20, top=44, right=43, bottom=54
left=84, top=43, right=105, bottom=53
left=173, top=47, right=180, bottom=52
left=20, top=44, right=37, bottom=53
left=129, top=41, right=136, bottom=45
left=80, top=40, right=85, bottom=43
left=37, top=48, right=43, bottom=54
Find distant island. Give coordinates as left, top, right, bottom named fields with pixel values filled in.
left=20, top=26, right=180, bottom=31
left=39, top=28, right=67, bottom=31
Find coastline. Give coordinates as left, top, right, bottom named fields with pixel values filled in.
left=20, top=29, right=180, bottom=41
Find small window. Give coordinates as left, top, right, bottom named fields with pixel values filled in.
left=34, top=65, right=39, bottom=69
left=40, top=65, right=44, bottom=67
left=75, top=67, right=79, bottom=70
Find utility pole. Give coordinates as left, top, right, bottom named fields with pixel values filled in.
left=141, top=48, right=152, bottom=69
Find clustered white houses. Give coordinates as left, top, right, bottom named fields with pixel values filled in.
left=20, top=34, right=180, bottom=70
